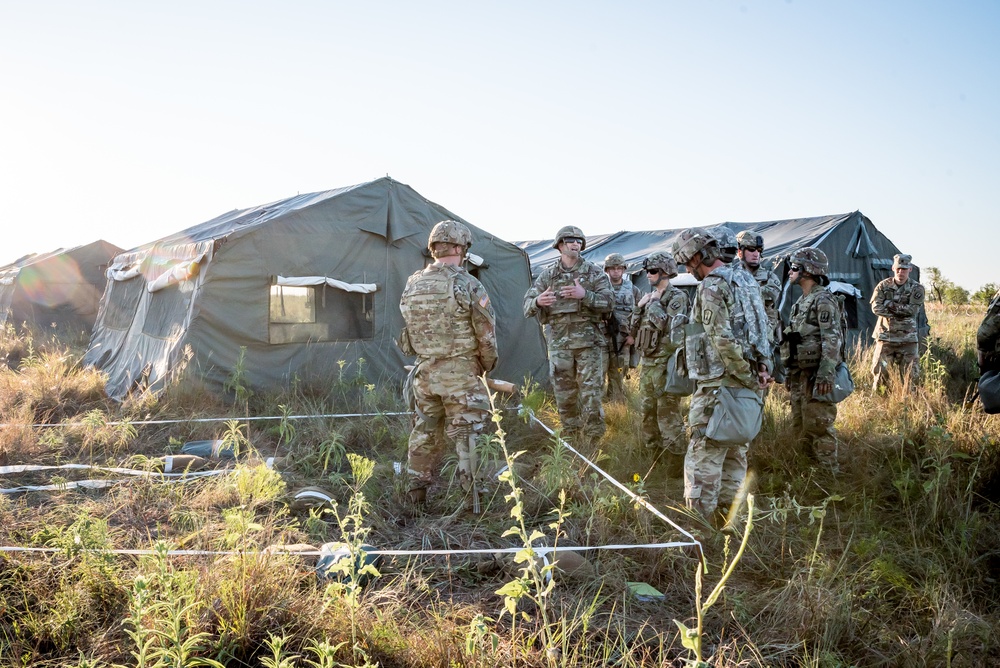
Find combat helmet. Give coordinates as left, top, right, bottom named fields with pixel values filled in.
left=716, top=228, right=738, bottom=263
left=642, top=252, right=678, bottom=278
left=671, top=227, right=719, bottom=265
left=736, top=230, right=764, bottom=250
left=790, top=247, right=830, bottom=285
left=603, top=252, right=627, bottom=269
left=552, top=225, right=587, bottom=251
left=428, top=220, right=472, bottom=251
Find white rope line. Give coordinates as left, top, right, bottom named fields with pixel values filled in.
left=525, top=409, right=702, bottom=549
left=1, top=406, right=525, bottom=430
left=0, top=463, right=231, bottom=478
left=0, top=541, right=695, bottom=558
left=0, top=411, right=414, bottom=429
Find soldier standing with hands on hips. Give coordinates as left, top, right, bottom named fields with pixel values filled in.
left=524, top=226, right=614, bottom=441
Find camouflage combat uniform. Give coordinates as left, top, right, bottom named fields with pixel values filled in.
left=399, top=262, right=497, bottom=495
left=684, top=264, right=771, bottom=519
left=605, top=279, right=641, bottom=399
left=978, top=288, right=1000, bottom=372
left=630, top=285, right=689, bottom=453
left=783, top=284, right=844, bottom=472
left=745, top=263, right=782, bottom=346
left=870, top=276, right=925, bottom=389
left=524, top=258, right=614, bottom=438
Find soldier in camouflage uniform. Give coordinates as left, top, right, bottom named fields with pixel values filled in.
left=398, top=221, right=498, bottom=508
left=672, top=228, right=772, bottom=524
left=603, top=253, right=641, bottom=400
left=978, top=287, right=1000, bottom=374
left=524, top=226, right=614, bottom=440
left=629, top=252, right=689, bottom=475
left=870, top=253, right=925, bottom=390
left=737, top=231, right=783, bottom=378
left=782, top=248, right=844, bottom=473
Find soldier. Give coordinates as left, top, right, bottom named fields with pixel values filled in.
left=603, top=252, right=641, bottom=400
left=524, top=226, right=614, bottom=440
left=782, top=248, right=844, bottom=473
left=398, top=221, right=498, bottom=510
left=737, top=231, right=783, bottom=376
left=978, top=287, right=1000, bottom=373
left=870, top=253, right=925, bottom=390
left=629, top=252, right=689, bottom=475
left=672, top=228, right=772, bottom=525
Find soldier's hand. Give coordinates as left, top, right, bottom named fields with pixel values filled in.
left=758, top=369, right=772, bottom=389
left=559, top=278, right=586, bottom=300
left=815, top=380, right=833, bottom=396
left=625, top=335, right=634, bottom=346
left=536, top=287, right=557, bottom=307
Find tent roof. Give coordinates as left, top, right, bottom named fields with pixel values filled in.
left=0, top=240, right=122, bottom=278
left=128, top=177, right=434, bottom=256
left=517, top=212, right=863, bottom=275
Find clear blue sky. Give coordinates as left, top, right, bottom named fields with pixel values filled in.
left=2, top=1, right=997, bottom=290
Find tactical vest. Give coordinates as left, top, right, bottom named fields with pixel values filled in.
left=399, top=265, right=479, bottom=358
left=788, top=288, right=842, bottom=368
left=611, top=281, right=637, bottom=323
left=635, top=286, right=685, bottom=358
left=685, top=276, right=731, bottom=382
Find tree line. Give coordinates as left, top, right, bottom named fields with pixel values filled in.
left=923, top=267, right=997, bottom=305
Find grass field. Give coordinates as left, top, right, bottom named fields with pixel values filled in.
left=1, top=302, right=998, bottom=667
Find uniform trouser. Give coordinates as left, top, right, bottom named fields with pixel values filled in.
left=638, top=355, right=685, bottom=453
left=549, top=345, right=606, bottom=438
left=787, top=367, right=839, bottom=472
left=407, top=358, right=488, bottom=493
left=605, top=345, right=630, bottom=399
left=871, top=340, right=920, bottom=390
left=684, top=384, right=749, bottom=518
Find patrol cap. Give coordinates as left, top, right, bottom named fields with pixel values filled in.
left=893, top=253, right=913, bottom=270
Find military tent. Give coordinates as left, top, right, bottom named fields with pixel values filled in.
left=0, top=240, right=122, bottom=337
left=517, top=212, right=922, bottom=347
left=83, top=177, right=547, bottom=400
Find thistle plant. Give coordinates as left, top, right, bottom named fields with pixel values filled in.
left=322, top=453, right=381, bottom=668
left=490, top=385, right=570, bottom=661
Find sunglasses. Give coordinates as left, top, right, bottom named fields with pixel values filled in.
left=646, top=268, right=660, bottom=275
left=789, top=264, right=803, bottom=272
left=561, top=237, right=584, bottom=245
left=741, top=246, right=764, bottom=253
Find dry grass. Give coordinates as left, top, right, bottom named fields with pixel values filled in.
left=1, top=305, right=1000, bottom=666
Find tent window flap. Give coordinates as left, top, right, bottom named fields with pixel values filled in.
left=268, top=283, right=374, bottom=343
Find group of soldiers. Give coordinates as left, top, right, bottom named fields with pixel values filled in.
left=396, top=219, right=931, bottom=525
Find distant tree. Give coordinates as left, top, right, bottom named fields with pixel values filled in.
left=972, top=283, right=1000, bottom=305
left=943, top=284, right=969, bottom=305
left=923, top=267, right=952, bottom=303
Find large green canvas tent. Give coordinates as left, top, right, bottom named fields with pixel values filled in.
left=0, top=240, right=122, bottom=337
left=517, top=212, right=923, bottom=347
left=83, top=178, right=547, bottom=400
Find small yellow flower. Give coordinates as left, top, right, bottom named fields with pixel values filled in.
left=633, top=473, right=640, bottom=483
